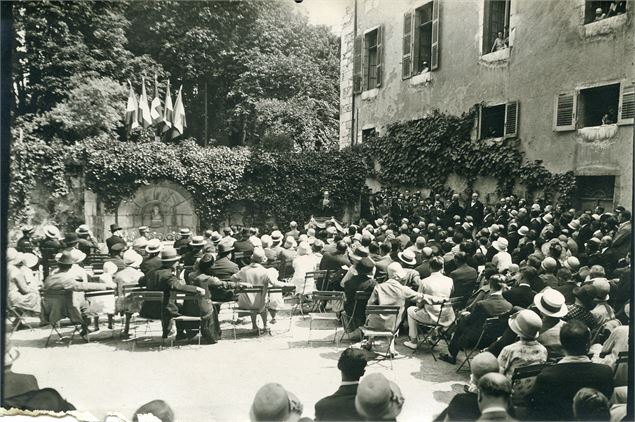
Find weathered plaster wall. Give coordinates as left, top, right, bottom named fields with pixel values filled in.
left=340, top=0, right=634, bottom=206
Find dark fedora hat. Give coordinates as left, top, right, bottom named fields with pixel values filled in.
left=62, top=233, right=79, bottom=247
left=55, top=250, right=77, bottom=265
left=356, top=257, right=375, bottom=275
left=110, top=223, right=122, bottom=232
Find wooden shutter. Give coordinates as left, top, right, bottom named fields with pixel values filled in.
left=376, top=26, right=383, bottom=88
left=617, top=81, right=634, bottom=125
left=353, top=34, right=363, bottom=94
left=504, top=101, right=519, bottom=138
left=553, top=91, right=577, bottom=131
left=402, top=12, right=414, bottom=79
left=431, top=0, right=440, bottom=70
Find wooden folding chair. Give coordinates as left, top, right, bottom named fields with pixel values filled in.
left=308, top=291, right=345, bottom=347
left=169, top=291, right=202, bottom=346
left=340, top=291, right=372, bottom=343
left=511, top=363, right=549, bottom=406
left=360, top=305, right=401, bottom=370
left=40, top=290, right=86, bottom=347
left=412, top=296, right=465, bottom=360
left=456, top=315, right=508, bottom=373
left=232, top=286, right=268, bottom=339
left=126, top=291, right=165, bottom=350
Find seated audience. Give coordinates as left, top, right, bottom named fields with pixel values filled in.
left=476, top=373, right=515, bottom=422
left=3, top=348, right=39, bottom=399
left=572, top=388, right=610, bottom=422
left=498, top=310, right=547, bottom=381
left=355, top=373, right=404, bottom=421
left=250, top=383, right=304, bottom=422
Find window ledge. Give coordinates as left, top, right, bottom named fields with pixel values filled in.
left=480, top=136, right=505, bottom=143
left=479, top=48, right=510, bottom=65
left=410, top=71, right=432, bottom=86
left=361, top=88, right=379, bottom=101
left=584, top=14, right=628, bottom=37
left=577, top=124, right=619, bottom=142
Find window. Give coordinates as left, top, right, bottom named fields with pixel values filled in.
left=554, top=81, right=634, bottom=131
left=483, top=0, right=511, bottom=54
left=478, top=101, right=519, bottom=139
left=579, top=83, right=620, bottom=127
left=575, top=176, right=615, bottom=211
left=365, top=29, right=379, bottom=90
left=402, top=0, right=440, bottom=79
left=353, top=26, right=383, bottom=93
left=362, top=127, right=376, bottom=143
left=584, top=0, right=627, bottom=24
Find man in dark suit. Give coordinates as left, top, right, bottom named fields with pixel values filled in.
left=3, top=349, right=39, bottom=399
left=16, top=226, right=36, bottom=254
left=173, top=228, right=192, bottom=255
left=319, top=241, right=351, bottom=289
left=140, top=239, right=162, bottom=275
left=440, top=275, right=512, bottom=364
left=466, top=192, right=485, bottom=228
left=314, top=348, right=367, bottom=421
left=528, top=320, right=614, bottom=421
left=502, top=267, right=536, bottom=309
left=105, top=223, right=126, bottom=253
left=434, top=351, right=500, bottom=422
left=40, top=225, right=63, bottom=278
left=232, top=228, right=255, bottom=267
left=450, top=252, right=478, bottom=300
left=210, top=240, right=239, bottom=282
left=476, top=373, right=516, bottom=421
left=139, top=247, right=204, bottom=338
left=446, top=193, right=465, bottom=224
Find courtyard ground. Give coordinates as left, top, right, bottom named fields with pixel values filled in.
left=6, top=309, right=469, bottom=422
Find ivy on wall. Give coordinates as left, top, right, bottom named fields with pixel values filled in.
left=361, top=108, right=576, bottom=203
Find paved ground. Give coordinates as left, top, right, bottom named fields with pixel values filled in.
left=6, top=310, right=469, bottom=421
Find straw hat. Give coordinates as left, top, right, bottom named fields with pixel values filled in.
left=398, top=250, right=417, bottom=266
left=492, top=238, right=508, bottom=252
left=145, top=238, right=163, bottom=254
left=271, top=230, right=283, bottom=242
left=75, top=224, right=90, bottom=235
left=563, top=256, right=580, bottom=273
left=189, top=236, right=206, bottom=247
left=350, top=246, right=370, bottom=262
left=517, top=226, right=529, bottom=237
left=297, top=241, right=312, bottom=256
left=533, top=288, right=568, bottom=318
left=132, top=237, right=149, bottom=249
left=160, top=247, right=181, bottom=262
left=249, top=383, right=292, bottom=422
left=55, top=250, right=78, bottom=265
left=44, top=225, right=60, bottom=239
left=22, top=253, right=39, bottom=268
left=123, top=249, right=143, bottom=268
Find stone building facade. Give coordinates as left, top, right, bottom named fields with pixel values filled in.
left=339, top=0, right=634, bottom=209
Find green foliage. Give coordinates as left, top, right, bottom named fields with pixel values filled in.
left=362, top=109, right=576, bottom=204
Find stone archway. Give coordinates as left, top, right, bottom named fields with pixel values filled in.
left=115, top=181, right=198, bottom=241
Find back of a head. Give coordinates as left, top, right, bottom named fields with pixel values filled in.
left=572, top=388, right=610, bottom=421
left=338, top=348, right=367, bottom=381
left=489, top=274, right=505, bottom=291
left=429, top=256, right=444, bottom=272
left=379, top=242, right=392, bottom=255
left=453, top=251, right=466, bottom=266
left=471, top=352, right=500, bottom=381
left=369, top=242, right=380, bottom=255
left=336, top=240, right=347, bottom=253
left=560, top=320, right=591, bottom=356
left=132, top=400, right=174, bottom=422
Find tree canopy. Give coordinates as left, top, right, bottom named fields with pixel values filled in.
left=12, top=0, right=341, bottom=151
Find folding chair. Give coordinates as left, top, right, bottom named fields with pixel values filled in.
left=340, top=291, right=372, bottom=343
left=233, top=251, right=252, bottom=268
left=314, top=270, right=331, bottom=291
left=267, top=285, right=296, bottom=332
left=118, top=284, right=144, bottom=333
left=291, top=270, right=329, bottom=317
left=456, top=315, right=508, bottom=373
left=40, top=290, right=86, bottom=347
left=308, top=291, right=345, bottom=347
left=360, top=305, right=401, bottom=370
left=232, top=286, right=268, bottom=339
left=511, top=363, right=549, bottom=406
left=87, top=253, right=109, bottom=270
left=412, top=296, right=465, bottom=360
left=7, top=306, right=35, bottom=335
left=84, top=289, right=116, bottom=337
left=126, top=291, right=165, bottom=350
left=169, top=291, right=202, bottom=346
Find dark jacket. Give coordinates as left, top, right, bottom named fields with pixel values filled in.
left=343, top=275, right=376, bottom=328
left=434, top=391, right=480, bottom=422
left=319, top=252, right=350, bottom=288
left=466, top=200, right=484, bottom=226
left=173, top=237, right=191, bottom=254
left=211, top=256, right=240, bottom=282
left=138, top=267, right=198, bottom=318
left=16, top=236, right=35, bottom=254
left=502, top=284, right=535, bottom=309
left=529, top=361, right=614, bottom=421
left=140, top=255, right=162, bottom=275
left=314, top=384, right=363, bottom=421
left=77, top=237, right=98, bottom=257
left=450, top=264, right=478, bottom=299
left=3, top=370, right=39, bottom=399
left=106, top=235, right=126, bottom=253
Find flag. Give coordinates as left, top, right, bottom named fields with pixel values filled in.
left=150, top=74, right=163, bottom=125
left=162, top=79, right=174, bottom=134
left=171, top=85, right=187, bottom=139
left=138, top=77, right=152, bottom=129
left=125, top=81, right=139, bottom=131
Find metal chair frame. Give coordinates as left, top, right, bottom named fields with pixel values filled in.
left=510, top=363, right=549, bottom=406
left=340, top=291, right=372, bottom=343
left=266, top=285, right=296, bottom=332
left=40, top=290, right=86, bottom=348
left=360, top=305, right=401, bottom=370
left=169, top=291, right=203, bottom=347
left=412, top=296, right=465, bottom=361
left=126, top=291, right=165, bottom=350
left=232, top=286, right=268, bottom=339
left=7, top=306, right=35, bottom=336
left=456, top=315, right=507, bottom=373
left=291, top=270, right=329, bottom=318
left=308, top=291, right=345, bottom=347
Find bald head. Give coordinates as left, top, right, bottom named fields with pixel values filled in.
left=478, top=373, right=512, bottom=399
left=471, top=352, right=499, bottom=381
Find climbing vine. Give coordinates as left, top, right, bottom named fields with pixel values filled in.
left=362, top=108, right=576, bottom=203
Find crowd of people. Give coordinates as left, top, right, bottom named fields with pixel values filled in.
left=5, top=190, right=633, bottom=420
